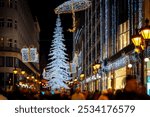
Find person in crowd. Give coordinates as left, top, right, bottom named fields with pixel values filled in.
left=92, top=90, right=100, bottom=100
left=136, top=84, right=150, bottom=100
left=71, top=87, right=85, bottom=100
left=0, top=94, right=7, bottom=100
left=0, top=88, right=7, bottom=100
left=114, top=75, right=147, bottom=100
left=98, top=90, right=109, bottom=100
left=82, top=90, right=89, bottom=99
left=86, top=91, right=94, bottom=100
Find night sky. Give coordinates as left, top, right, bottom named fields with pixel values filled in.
left=27, top=0, right=73, bottom=65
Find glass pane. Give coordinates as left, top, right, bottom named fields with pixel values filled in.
left=0, top=56, right=4, bottom=67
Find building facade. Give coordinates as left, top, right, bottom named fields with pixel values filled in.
left=73, top=0, right=150, bottom=92
left=0, top=0, right=40, bottom=92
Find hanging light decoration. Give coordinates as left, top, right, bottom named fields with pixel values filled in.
left=21, top=47, right=38, bottom=62
left=54, top=0, right=91, bottom=32
left=21, top=47, right=29, bottom=62
left=30, top=47, right=38, bottom=62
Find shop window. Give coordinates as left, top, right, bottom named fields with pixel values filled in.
left=6, top=73, right=15, bottom=86
left=0, top=56, right=4, bottom=67
left=0, top=0, right=4, bottom=7
left=6, top=57, right=13, bottom=67
left=0, top=18, right=5, bottom=27
left=7, top=19, right=13, bottom=28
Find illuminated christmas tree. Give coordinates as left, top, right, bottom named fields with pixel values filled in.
left=45, top=15, right=70, bottom=90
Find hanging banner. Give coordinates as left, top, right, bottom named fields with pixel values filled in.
left=30, top=48, right=37, bottom=62
left=21, top=48, right=29, bottom=62
left=21, top=47, right=39, bottom=63
left=35, top=53, right=39, bottom=63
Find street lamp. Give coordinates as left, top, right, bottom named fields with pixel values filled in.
left=80, top=73, right=85, bottom=81
left=93, top=62, right=101, bottom=76
left=131, top=18, right=150, bottom=85
left=93, top=63, right=101, bottom=71
left=140, top=19, right=150, bottom=40
left=21, top=70, right=25, bottom=75
left=13, top=67, right=18, bottom=90
left=13, top=67, right=18, bottom=74
left=80, top=72, right=85, bottom=91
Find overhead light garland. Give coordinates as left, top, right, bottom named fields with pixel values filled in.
left=54, top=0, right=91, bottom=32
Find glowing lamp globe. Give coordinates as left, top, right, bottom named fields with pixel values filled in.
left=140, top=19, right=150, bottom=40
left=13, top=68, right=18, bottom=74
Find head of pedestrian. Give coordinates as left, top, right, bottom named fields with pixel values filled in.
left=75, top=87, right=81, bottom=94
left=124, top=75, right=138, bottom=93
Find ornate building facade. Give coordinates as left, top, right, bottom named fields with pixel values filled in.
left=0, top=0, right=40, bottom=91
left=73, top=0, right=150, bottom=92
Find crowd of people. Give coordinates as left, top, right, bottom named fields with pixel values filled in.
left=0, top=75, right=150, bottom=100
